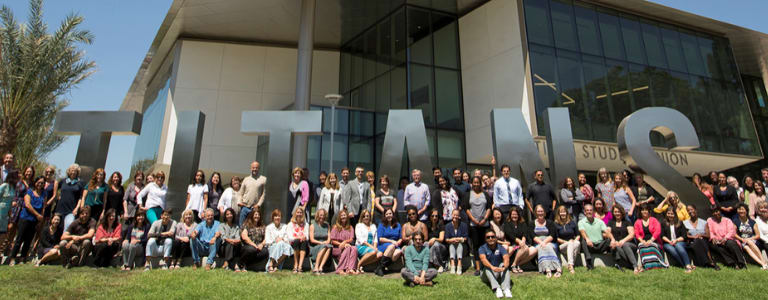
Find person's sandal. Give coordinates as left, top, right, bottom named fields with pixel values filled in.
left=554, top=270, right=562, bottom=278
left=568, top=265, right=575, bottom=274
left=546, top=271, right=552, bottom=278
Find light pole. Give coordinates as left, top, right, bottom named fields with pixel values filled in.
left=325, top=94, right=342, bottom=174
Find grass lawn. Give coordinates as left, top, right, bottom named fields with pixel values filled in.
left=1, top=264, right=766, bottom=299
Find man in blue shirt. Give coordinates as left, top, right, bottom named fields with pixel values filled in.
left=479, top=230, right=512, bottom=298
left=493, top=165, right=523, bottom=218
left=190, top=208, right=221, bottom=269
left=404, top=169, right=431, bottom=221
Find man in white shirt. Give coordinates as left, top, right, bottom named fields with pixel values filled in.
left=493, top=164, right=523, bottom=219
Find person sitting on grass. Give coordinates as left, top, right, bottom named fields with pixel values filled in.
left=121, top=210, right=150, bottom=271
left=355, top=210, right=380, bottom=273
left=145, top=209, right=176, bottom=271
left=733, top=203, right=768, bottom=269
left=578, top=203, right=609, bottom=270
left=190, top=208, right=221, bottom=270
left=479, top=230, right=513, bottom=298
left=402, top=231, right=438, bottom=287
left=605, top=205, right=639, bottom=273
left=707, top=205, right=746, bottom=269
left=59, top=205, right=96, bottom=269
left=92, top=208, right=122, bottom=268
left=661, top=206, right=693, bottom=273
left=35, top=213, right=63, bottom=267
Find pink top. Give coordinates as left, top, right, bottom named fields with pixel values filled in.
left=597, top=212, right=613, bottom=224
left=633, top=217, right=661, bottom=241
left=580, top=184, right=594, bottom=205
left=94, top=223, right=122, bottom=241
left=706, top=217, right=735, bottom=241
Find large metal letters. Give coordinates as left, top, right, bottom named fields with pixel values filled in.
left=167, top=111, right=205, bottom=217
left=491, top=108, right=549, bottom=185
left=378, top=110, right=435, bottom=187
left=617, top=107, right=709, bottom=209
left=241, top=111, right=322, bottom=217
left=543, top=108, right=577, bottom=188
left=53, top=111, right=142, bottom=181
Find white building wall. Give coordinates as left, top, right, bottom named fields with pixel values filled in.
left=459, top=0, right=532, bottom=165
left=167, top=39, right=339, bottom=176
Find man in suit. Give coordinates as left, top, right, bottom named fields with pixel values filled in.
left=341, top=165, right=370, bottom=225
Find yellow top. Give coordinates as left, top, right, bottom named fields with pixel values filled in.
left=654, top=203, right=690, bottom=221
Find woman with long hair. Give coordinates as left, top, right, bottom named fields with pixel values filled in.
left=289, top=167, right=310, bottom=220
left=425, top=209, right=447, bottom=273
left=318, top=172, right=340, bottom=222
left=683, top=204, right=719, bottom=269
left=595, top=168, right=615, bottom=208
left=489, top=208, right=509, bottom=253
left=634, top=205, right=668, bottom=271
left=464, top=176, right=491, bottom=276
left=330, top=209, right=358, bottom=275
left=734, top=203, right=768, bottom=269
left=578, top=173, right=594, bottom=207
left=218, top=208, right=241, bottom=271
left=714, top=173, right=739, bottom=221
left=170, top=209, right=196, bottom=269
left=402, top=205, right=428, bottom=246
left=613, top=174, right=637, bottom=222
left=594, top=198, right=613, bottom=224
left=8, top=175, right=45, bottom=265
left=138, top=171, right=168, bottom=224
left=355, top=210, right=380, bottom=273
left=42, top=166, right=58, bottom=222
left=741, top=175, right=755, bottom=204
left=80, top=168, right=107, bottom=220
left=35, top=213, right=63, bottom=267
left=661, top=207, right=693, bottom=272
left=265, top=208, right=292, bottom=273
left=692, top=173, right=702, bottom=189
left=444, top=209, right=468, bottom=275
left=654, top=191, right=689, bottom=222
left=375, top=208, right=402, bottom=276
left=217, top=176, right=241, bottom=218
left=365, top=171, right=377, bottom=218
left=103, top=172, right=124, bottom=221
left=309, top=208, right=332, bottom=274
left=754, top=202, right=768, bottom=269
left=121, top=210, right=150, bottom=270
left=207, top=172, right=224, bottom=221
left=431, top=175, right=459, bottom=223
left=532, top=205, right=561, bottom=278
left=606, top=204, right=639, bottom=273
left=123, top=170, right=145, bottom=222
left=560, top=176, right=584, bottom=222
left=504, top=206, right=536, bottom=273
left=185, top=170, right=208, bottom=223
left=374, top=175, right=396, bottom=223
left=5, top=166, right=34, bottom=254
left=287, top=207, right=309, bottom=273
left=554, top=205, right=580, bottom=274
left=748, top=181, right=766, bottom=219
left=92, top=208, right=122, bottom=268
left=240, top=208, right=267, bottom=272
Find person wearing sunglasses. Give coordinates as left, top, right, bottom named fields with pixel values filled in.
left=479, top=230, right=513, bottom=298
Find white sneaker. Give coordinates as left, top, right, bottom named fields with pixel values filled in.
left=503, top=289, right=513, bottom=298
left=457, top=267, right=462, bottom=275
left=450, top=266, right=456, bottom=274
left=495, top=289, right=504, bottom=298
left=438, top=266, right=444, bottom=273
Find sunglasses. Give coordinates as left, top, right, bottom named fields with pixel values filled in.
left=408, top=213, right=416, bottom=216
left=486, top=235, right=497, bottom=239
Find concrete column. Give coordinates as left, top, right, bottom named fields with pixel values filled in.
left=292, top=0, right=316, bottom=168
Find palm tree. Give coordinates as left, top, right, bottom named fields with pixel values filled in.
left=0, top=0, right=95, bottom=168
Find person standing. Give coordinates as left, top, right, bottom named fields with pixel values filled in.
left=122, top=171, right=145, bottom=223
left=595, top=168, right=615, bottom=209
left=339, top=168, right=350, bottom=191
left=207, top=172, right=224, bottom=221
left=8, top=176, right=46, bottom=265
left=632, top=175, right=657, bottom=209
left=374, top=175, right=396, bottom=223
left=318, top=173, right=341, bottom=222
left=341, top=166, right=369, bottom=224
left=289, top=168, right=310, bottom=220
left=316, top=171, right=327, bottom=204
left=464, top=176, right=491, bottom=276
left=0, top=170, right=18, bottom=254
left=1, top=153, right=15, bottom=182
left=138, top=171, right=168, bottom=225
left=714, top=173, right=739, bottom=221
left=431, top=175, right=459, bottom=222
left=493, top=165, right=523, bottom=219
left=217, top=176, right=241, bottom=217
left=42, top=166, right=58, bottom=222
left=57, top=165, right=84, bottom=231
left=403, top=169, right=430, bottom=221
left=238, top=161, right=267, bottom=226
left=479, top=230, right=513, bottom=298
left=103, top=172, right=125, bottom=221
left=525, top=170, right=557, bottom=220
left=613, top=174, right=637, bottom=222
left=559, top=177, right=584, bottom=222
left=452, top=169, right=471, bottom=198
left=185, top=170, right=208, bottom=222
left=80, top=168, right=107, bottom=220
left=578, top=173, right=594, bottom=208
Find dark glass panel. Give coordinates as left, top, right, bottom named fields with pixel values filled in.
left=581, top=54, right=612, bottom=142
left=393, top=9, right=407, bottom=66
left=530, top=45, right=559, bottom=135
left=435, top=68, right=463, bottom=129
left=640, top=22, right=667, bottom=68
left=321, top=106, right=349, bottom=135
left=605, top=59, right=632, bottom=124
left=437, top=130, right=465, bottom=169
left=321, top=133, right=348, bottom=175
left=523, top=0, right=554, bottom=46
left=697, top=36, right=719, bottom=79
left=574, top=4, right=602, bottom=56
left=556, top=49, right=588, bottom=139
left=340, top=50, right=351, bottom=93
left=375, top=73, right=390, bottom=112
left=619, top=16, right=646, bottom=64
left=364, top=29, right=378, bottom=82
left=648, top=68, right=672, bottom=109
left=307, top=135, right=322, bottom=178
left=351, top=38, right=364, bottom=88
left=391, top=66, right=408, bottom=109
left=349, top=136, right=375, bottom=172
left=361, top=80, right=376, bottom=110
left=409, top=64, right=435, bottom=126
left=433, top=14, right=458, bottom=69
left=378, top=19, right=392, bottom=75
left=714, top=38, right=736, bottom=82
left=550, top=0, right=579, bottom=51
left=679, top=32, right=706, bottom=76
left=407, top=8, right=432, bottom=65
left=629, top=64, right=651, bottom=109
left=597, top=12, right=625, bottom=60
left=660, top=27, right=687, bottom=73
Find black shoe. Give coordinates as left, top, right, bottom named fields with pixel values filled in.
left=710, top=264, right=721, bottom=271
left=614, top=264, right=624, bottom=272
left=374, top=264, right=384, bottom=277
left=474, top=270, right=481, bottom=276
left=64, top=263, right=72, bottom=269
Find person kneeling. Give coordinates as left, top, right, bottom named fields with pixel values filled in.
left=480, top=230, right=513, bottom=298
left=401, top=231, right=437, bottom=287
left=190, top=208, right=221, bottom=270
left=145, top=209, right=176, bottom=271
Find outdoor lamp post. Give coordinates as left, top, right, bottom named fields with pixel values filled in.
left=325, top=94, right=342, bottom=173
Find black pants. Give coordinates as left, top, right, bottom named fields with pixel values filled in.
left=710, top=239, right=746, bottom=267
left=191, top=210, right=202, bottom=224
left=469, top=225, right=488, bottom=263
left=9, top=219, right=37, bottom=260
left=220, top=242, right=241, bottom=268
left=172, top=240, right=191, bottom=260
left=90, top=205, right=104, bottom=222
left=580, top=239, right=610, bottom=266
left=291, top=240, right=309, bottom=252
left=240, top=244, right=268, bottom=270
left=93, top=242, right=120, bottom=267
left=686, top=238, right=714, bottom=267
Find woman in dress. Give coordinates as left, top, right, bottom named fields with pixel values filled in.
left=318, top=172, right=340, bottom=223
left=554, top=205, right=580, bottom=274
left=289, top=167, right=310, bottom=220
left=265, top=208, right=292, bottom=273
left=734, top=203, right=768, bottom=269
left=138, top=171, right=168, bottom=225
left=375, top=208, right=402, bottom=276
left=532, top=205, right=561, bottom=278
left=207, top=172, right=224, bottom=221
left=330, top=209, right=358, bottom=275
left=374, top=175, right=396, bottom=223
left=634, top=204, right=668, bottom=271
left=595, top=168, right=614, bottom=208
left=560, top=176, right=584, bottom=222
left=80, top=168, right=107, bottom=220
left=170, top=209, right=196, bottom=269
left=122, top=171, right=145, bottom=223
left=505, top=206, right=536, bottom=273
left=185, top=170, right=208, bottom=223
left=286, top=207, right=309, bottom=273
left=355, top=210, right=379, bottom=272
left=102, top=172, right=125, bottom=221
left=217, top=176, right=241, bottom=218
left=661, top=206, right=693, bottom=272
left=613, top=173, right=637, bottom=222
left=240, top=208, right=267, bottom=272
left=309, top=208, right=332, bottom=274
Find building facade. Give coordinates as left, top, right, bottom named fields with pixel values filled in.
left=121, top=0, right=768, bottom=185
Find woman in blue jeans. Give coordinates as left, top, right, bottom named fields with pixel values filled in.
left=661, top=207, right=693, bottom=273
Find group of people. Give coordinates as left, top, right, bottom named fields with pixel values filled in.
left=1, top=152, right=768, bottom=298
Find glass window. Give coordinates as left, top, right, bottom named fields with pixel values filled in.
left=550, top=0, right=578, bottom=51
left=322, top=107, right=349, bottom=135
left=409, top=64, right=434, bottom=126
left=530, top=45, right=560, bottom=135
left=435, top=68, right=463, bottom=129
left=574, top=4, right=602, bottom=56
left=629, top=64, right=651, bottom=109
left=407, top=8, right=432, bottom=65
left=679, top=32, right=706, bottom=76
left=640, top=22, right=667, bottom=68
left=437, top=130, right=465, bottom=169
left=393, top=9, right=407, bottom=66
left=375, top=73, right=390, bottom=112
left=660, top=27, right=687, bottom=73
left=597, top=12, right=625, bottom=60
left=524, top=0, right=554, bottom=46
left=556, top=49, right=588, bottom=139
left=378, top=20, right=392, bottom=75
left=349, top=136, right=375, bottom=172
left=351, top=38, right=364, bottom=88
left=605, top=59, right=632, bottom=125
left=714, top=38, right=736, bottom=82
left=361, top=81, right=376, bottom=110
left=340, top=50, right=351, bottom=93
left=619, top=16, right=646, bottom=64
left=321, top=133, right=348, bottom=176
left=432, top=14, right=458, bottom=69
left=697, top=36, right=720, bottom=79
left=391, top=66, right=408, bottom=109
left=364, top=29, right=378, bottom=82
left=349, top=110, right=374, bottom=137
left=649, top=68, right=673, bottom=109
left=582, top=54, right=613, bottom=142
left=307, top=135, right=322, bottom=178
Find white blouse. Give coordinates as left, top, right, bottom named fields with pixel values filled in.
left=138, top=182, right=167, bottom=209
left=756, top=217, right=768, bottom=244
left=286, top=221, right=309, bottom=242
left=318, top=187, right=340, bottom=214
left=355, top=223, right=378, bottom=247
left=265, top=223, right=288, bottom=245
left=186, top=184, right=208, bottom=213
left=217, top=187, right=239, bottom=212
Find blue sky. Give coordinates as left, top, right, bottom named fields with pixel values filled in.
left=1, top=0, right=767, bottom=179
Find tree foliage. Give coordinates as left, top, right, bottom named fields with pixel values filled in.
left=0, top=0, right=95, bottom=169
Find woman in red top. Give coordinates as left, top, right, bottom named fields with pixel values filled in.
left=633, top=205, right=667, bottom=271
left=93, top=208, right=122, bottom=267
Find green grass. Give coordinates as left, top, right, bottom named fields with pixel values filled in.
left=1, top=264, right=766, bottom=299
